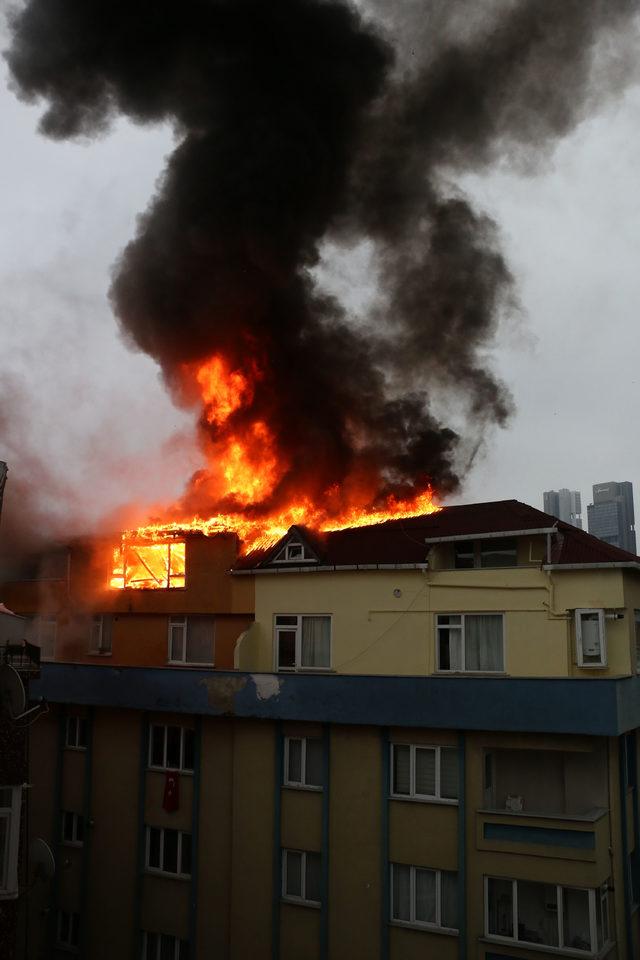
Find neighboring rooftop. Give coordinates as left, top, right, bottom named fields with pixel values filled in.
left=234, top=499, right=640, bottom=572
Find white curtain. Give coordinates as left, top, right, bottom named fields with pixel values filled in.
left=465, top=615, right=503, bottom=671
left=186, top=617, right=214, bottom=663
left=301, top=616, right=330, bottom=667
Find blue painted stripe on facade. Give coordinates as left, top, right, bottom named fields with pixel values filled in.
left=188, top=716, right=202, bottom=956
left=320, top=723, right=330, bottom=960
left=46, top=711, right=66, bottom=955
left=619, top=735, right=634, bottom=959
left=380, top=727, right=390, bottom=960
left=30, top=663, right=640, bottom=736
left=457, top=732, right=466, bottom=960
left=272, top=721, right=283, bottom=960
left=483, top=821, right=595, bottom=849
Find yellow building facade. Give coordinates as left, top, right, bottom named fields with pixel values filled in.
left=7, top=500, right=640, bottom=959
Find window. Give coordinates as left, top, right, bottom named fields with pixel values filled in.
left=284, top=737, right=322, bottom=789
left=29, top=616, right=56, bottom=660
left=56, top=910, right=80, bottom=950
left=391, top=863, right=458, bottom=931
left=282, top=849, right=321, bottom=905
left=486, top=877, right=611, bottom=953
left=575, top=609, right=606, bottom=667
left=480, top=538, right=517, bottom=568
left=111, top=540, right=186, bottom=590
left=436, top=614, right=504, bottom=673
left=275, top=615, right=330, bottom=671
left=142, top=932, right=189, bottom=960
left=89, top=615, right=112, bottom=655
left=148, top=725, right=195, bottom=773
left=61, top=811, right=84, bottom=846
left=65, top=715, right=88, bottom=750
left=274, top=539, right=316, bottom=563
left=0, top=786, right=22, bottom=899
left=453, top=538, right=517, bottom=569
left=168, top=616, right=214, bottom=665
left=145, top=827, right=191, bottom=878
left=391, top=744, right=458, bottom=802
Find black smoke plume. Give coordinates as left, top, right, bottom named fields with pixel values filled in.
left=5, top=0, right=638, bottom=516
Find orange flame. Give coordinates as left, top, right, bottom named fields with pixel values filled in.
left=111, top=351, right=441, bottom=587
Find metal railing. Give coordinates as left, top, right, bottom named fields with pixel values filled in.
left=0, top=640, right=41, bottom=672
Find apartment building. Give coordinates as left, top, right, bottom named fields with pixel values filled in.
left=4, top=500, right=640, bottom=959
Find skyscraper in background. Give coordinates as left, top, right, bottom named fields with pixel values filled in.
left=587, top=481, right=636, bottom=554
left=543, top=488, right=582, bottom=528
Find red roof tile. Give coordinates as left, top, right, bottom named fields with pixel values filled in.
left=234, top=499, right=640, bottom=570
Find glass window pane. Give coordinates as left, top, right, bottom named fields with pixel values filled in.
left=278, top=630, right=296, bottom=669
left=415, top=869, right=436, bottom=923
left=305, top=739, right=323, bottom=787
left=454, top=541, right=475, bottom=568
left=151, top=726, right=165, bottom=767
left=518, top=880, right=558, bottom=947
left=166, top=727, right=181, bottom=769
left=285, top=850, right=302, bottom=897
left=562, top=887, right=591, bottom=952
left=178, top=941, right=189, bottom=960
left=145, top=932, right=158, bottom=960
left=78, top=718, right=88, bottom=747
left=437, top=615, right=462, bottom=626
left=440, top=748, right=459, bottom=800
left=170, top=620, right=185, bottom=661
left=393, top=745, right=410, bottom=795
left=301, top=616, right=330, bottom=668
left=438, top=628, right=462, bottom=671
left=480, top=537, right=517, bottom=567
left=186, top=617, right=214, bottom=663
left=306, top=852, right=321, bottom=903
left=181, top=834, right=192, bottom=876
left=160, top=935, right=174, bottom=960
left=148, top=828, right=161, bottom=869
left=415, top=748, right=436, bottom=797
left=62, top=811, right=72, bottom=842
left=183, top=729, right=195, bottom=772
left=392, top=864, right=411, bottom=921
left=487, top=877, right=513, bottom=937
left=441, top=871, right=458, bottom=930
left=76, top=815, right=84, bottom=844
left=163, top=829, right=178, bottom=873
left=287, top=739, right=303, bottom=783
left=276, top=616, right=298, bottom=626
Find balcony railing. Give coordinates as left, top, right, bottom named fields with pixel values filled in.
left=0, top=641, right=41, bottom=673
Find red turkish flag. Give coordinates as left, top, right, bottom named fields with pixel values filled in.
left=163, top=771, right=180, bottom=813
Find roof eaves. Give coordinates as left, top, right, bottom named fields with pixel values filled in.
left=425, top=527, right=557, bottom=544
left=543, top=562, right=640, bottom=573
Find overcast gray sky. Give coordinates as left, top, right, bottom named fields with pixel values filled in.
left=1, top=9, right=640, bottom=538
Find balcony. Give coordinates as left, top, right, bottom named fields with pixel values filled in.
left=0, top=641, right=41, bottom=674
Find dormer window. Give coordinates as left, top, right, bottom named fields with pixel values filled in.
left=273, top=539, right=316, bottom=564
left=453, top=538, right=517, bottom=569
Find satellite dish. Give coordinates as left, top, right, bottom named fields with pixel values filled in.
left=0, top=665, right=26, bottom=719
left=29, top=838, right=55, bottom=882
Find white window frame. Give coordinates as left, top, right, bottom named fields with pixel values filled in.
left=148, top=724, right=195, bottom=773
left=167, top=615, right=215, bottom=666
left=61, top=811, right=84, bottom=847
left=390, top=863, right=458, bottom=933
left=274, top=614, right=332, bottom=672
left=283, top=737, right=323, bottom=791
left=273, top=540, right=317, bottom=564
left=575, top=609, right=606, bottom=668
left=56, top=909, right=80, bottom=951
left=65, top=715, right=88, bottom=751
left=145, top=826, right=191, bottom=879
left=281, top=848, right=321, bottom=906
left=484, top=876, right=609, bottom=955
left=141, top=931, right=188, bottom=960
left=436, top=612, right=505, bottom=674
left=390, top=744, right=458, bottom=803
left=89, top=614, right=112, bottom=655
left=0, top=786, right=22, bottom=900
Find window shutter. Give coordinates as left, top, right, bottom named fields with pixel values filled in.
left=415, top=748, right=436, bottom=796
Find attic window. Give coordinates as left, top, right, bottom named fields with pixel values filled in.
left=273, top=540, right=315, bottom=564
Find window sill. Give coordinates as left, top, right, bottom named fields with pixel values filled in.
left=389, top=795, right=458, bottom=807
left=391, top=920, right=458, bottom=937
left=277, top=668, right=334, bottom=674
left=167, top=661, right=215, bottom=668
left=87, top=651, right=112, bottom=658
left=64, top=746, right=87, bottom=753
left=479, top=806, right=608, bottom=823
left=144, top=869, right=191, bottom=882
left=281, top=896, right=321, bottom=910
left=147, top=767, right=194, bottom=777
left=480, top=934, right=609, bottom=958
left=433, top=671, right=507, bottom=677
left=283, top=783, right=323, bottom=793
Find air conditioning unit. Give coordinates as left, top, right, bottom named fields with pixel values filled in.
left=505, top=794, right=524, bottom=812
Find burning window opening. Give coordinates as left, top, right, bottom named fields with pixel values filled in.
left=110, top=541, right=186, bottom=591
